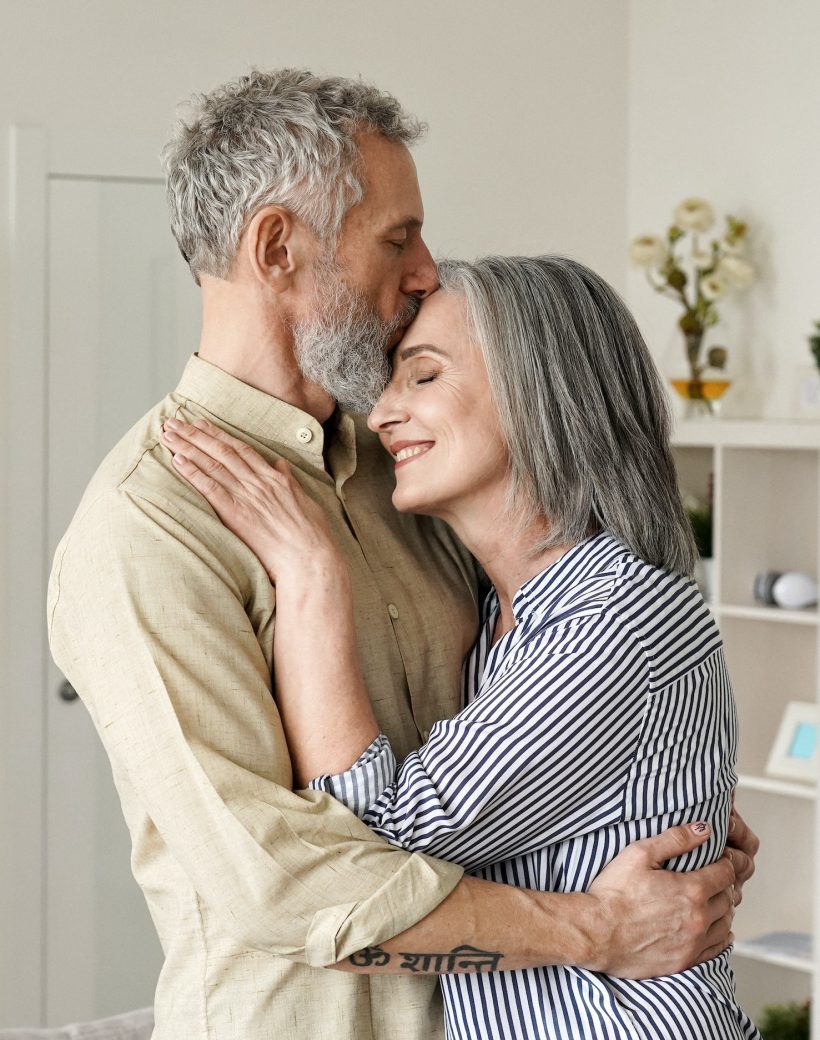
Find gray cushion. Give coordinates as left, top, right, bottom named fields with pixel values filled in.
left=0, top=1008, right=153, bottom=1040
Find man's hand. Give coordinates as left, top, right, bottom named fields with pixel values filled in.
left=585, top=822, right=735, bottom=979
left=726, top=802, right=759, bottom=905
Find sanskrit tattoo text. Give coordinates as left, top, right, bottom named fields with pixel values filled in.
left=347, top=944, right=503, bottom=974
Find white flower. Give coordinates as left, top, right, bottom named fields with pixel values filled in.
left=717, top=255, right=754, bottom=288
left=629, top=234, right=667, bottom=268
left=719, top=236, right=744, bottom=255
left=701, top=274, right=728, bottom=301
left=674, top=197, right=715, bottom=233
left=692, top=249, right=714, bottom=270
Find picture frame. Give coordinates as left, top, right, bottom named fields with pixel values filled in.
left=766, top=701, right=819, bottom=782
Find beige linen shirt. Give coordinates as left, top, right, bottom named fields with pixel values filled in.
left=47, top=356, right=480, bottom=1040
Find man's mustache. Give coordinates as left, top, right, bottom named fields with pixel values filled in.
left=392, top=295, right=421, bottom=334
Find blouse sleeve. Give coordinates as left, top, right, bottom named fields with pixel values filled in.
left=310, top=613, right=656, bottom=874
left=309, top=734, right=397, bottom=817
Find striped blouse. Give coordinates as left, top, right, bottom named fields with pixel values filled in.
left=311, top=533, right=760, bottom=1040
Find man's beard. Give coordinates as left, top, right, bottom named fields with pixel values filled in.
left=292, top=253, right=420, bottom=414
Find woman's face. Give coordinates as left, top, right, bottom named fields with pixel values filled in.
left=367, top=291, right=509, bottom=519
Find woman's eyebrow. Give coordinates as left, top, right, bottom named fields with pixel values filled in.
left=396, top=343, right=450, bottom=363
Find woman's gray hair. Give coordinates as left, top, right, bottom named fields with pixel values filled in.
left=162, top=68, right=425, bottom=281
left=438, top=255, right=698, bottom=575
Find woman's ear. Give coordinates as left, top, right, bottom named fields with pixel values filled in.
left=245, top=206, right=300, bottom=294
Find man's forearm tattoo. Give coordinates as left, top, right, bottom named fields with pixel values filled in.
left=348, top=946, right=391, bottom=968
left=348, top=944, right=503, bottom=974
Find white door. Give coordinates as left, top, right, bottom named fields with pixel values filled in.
left=44, top=176, right=199, bottom=1024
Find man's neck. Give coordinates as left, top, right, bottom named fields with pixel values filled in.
left=197, top=280, right=336, bottom=423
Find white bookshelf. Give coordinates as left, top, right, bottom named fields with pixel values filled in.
left=673, top=419, right=820, bottom=1031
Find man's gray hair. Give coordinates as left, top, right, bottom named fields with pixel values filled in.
left=438, top=255, right=698, bottom=575
left=162, top=68, right=425, bottom=281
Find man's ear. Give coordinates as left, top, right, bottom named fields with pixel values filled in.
left=245, top=206, right=304, bottom=293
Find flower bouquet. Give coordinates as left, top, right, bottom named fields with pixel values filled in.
left=630, top=198, right=754, bottom=416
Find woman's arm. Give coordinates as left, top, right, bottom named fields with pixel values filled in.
left=162, top=416, right=379, bottom=786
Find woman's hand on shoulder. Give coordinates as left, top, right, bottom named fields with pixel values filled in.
left=161, top=417, right=341, bottom=585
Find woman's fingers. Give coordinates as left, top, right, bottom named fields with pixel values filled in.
left=171, top=452, right=238, bottom=518
left=162, top=428, right=245, bottom=495
left=161, top=418, right=336, bottom=583
left=163, top=417, right=275, bottom=482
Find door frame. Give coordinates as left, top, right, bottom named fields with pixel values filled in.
left=2, top=129, right=178, bottom=1026
left=1, top=124, right=49, bottom=1026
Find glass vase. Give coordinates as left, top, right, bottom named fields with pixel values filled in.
left=672, top=331, right=731, bottom=418
left=670, top=377, right=732, bottom=419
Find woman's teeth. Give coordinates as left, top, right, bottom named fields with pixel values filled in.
left=395, top=445, right=430, bottom=462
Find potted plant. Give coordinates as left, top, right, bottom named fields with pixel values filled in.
left=808, top=319, right=820, bottom=372
left=685, top=491, right=714, bottom=600
left=757, top=1000, right=810, bottom=1039
left=630, top=198, right=754, bottom=417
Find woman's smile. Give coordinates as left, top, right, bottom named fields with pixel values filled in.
left=391, top=440, right=435, bottom=466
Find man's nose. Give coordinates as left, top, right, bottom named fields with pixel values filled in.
left=400, top=238, right=438, bottom=300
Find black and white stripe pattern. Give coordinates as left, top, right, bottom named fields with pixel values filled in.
left=311, top=533, right=760, bottom=1039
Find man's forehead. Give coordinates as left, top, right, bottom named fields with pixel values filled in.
left=355, top=135, right=423, bottom=209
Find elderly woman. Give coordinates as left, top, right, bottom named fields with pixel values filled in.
left=163, top=256, right=759, bottom=1039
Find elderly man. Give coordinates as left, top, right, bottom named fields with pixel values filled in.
left=48, top=69, right=755, bottom=1040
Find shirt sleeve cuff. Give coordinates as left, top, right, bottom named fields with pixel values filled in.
left=308, top=734, right=396, bottom=818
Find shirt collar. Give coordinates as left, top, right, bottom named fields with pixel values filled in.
left=174, top=354, right=358, bottom=481
left=510, top=531, right=625, bottom=623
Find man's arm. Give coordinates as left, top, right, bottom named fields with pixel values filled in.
left=47, top=482, right=465, bottom=967
left=335, top=824, right=734, bottom=978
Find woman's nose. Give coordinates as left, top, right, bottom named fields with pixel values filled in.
left=367, top=385, right=405, bottom=433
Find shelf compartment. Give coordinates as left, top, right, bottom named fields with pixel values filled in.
left=673, top=445, right=714, bottom=507
left=719, top=447, right=819, bottom=606
left=732, top=784, right=814, bottom=949
left=721, top=616, right=818, bottom=777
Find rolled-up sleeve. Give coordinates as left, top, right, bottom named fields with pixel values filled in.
left=47, top=482, right=463, bottom=966
left=310, top=734, right=397, bottom=817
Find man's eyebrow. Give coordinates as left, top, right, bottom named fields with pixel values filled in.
left=385, top=217, right=423, bottom=233
left=396, top=343, right=449, bottom=362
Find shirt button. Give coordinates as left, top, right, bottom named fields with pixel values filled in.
left=296, top=427, right=313, bottom=444
left=422, top=729, right=431, bottom=741
left=387, top=603, right=400, bottom=620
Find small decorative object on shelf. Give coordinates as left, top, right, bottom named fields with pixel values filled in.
left=766, top=701, right=819, bottom=782
left=756, top=1000, right=810, bottom=1040
left=808, top=320, right=820, bottom=372
left=630, top=197, right=755, bottom=418
left=754, top=571, right=819, bottom=611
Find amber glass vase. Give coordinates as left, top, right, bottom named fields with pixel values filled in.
left=671, top=332, right=731, bottom=418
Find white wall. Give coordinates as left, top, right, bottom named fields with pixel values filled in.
left=627, top=0, right=820, bottom=419
left=0, top=0, right=629, bottom=1024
